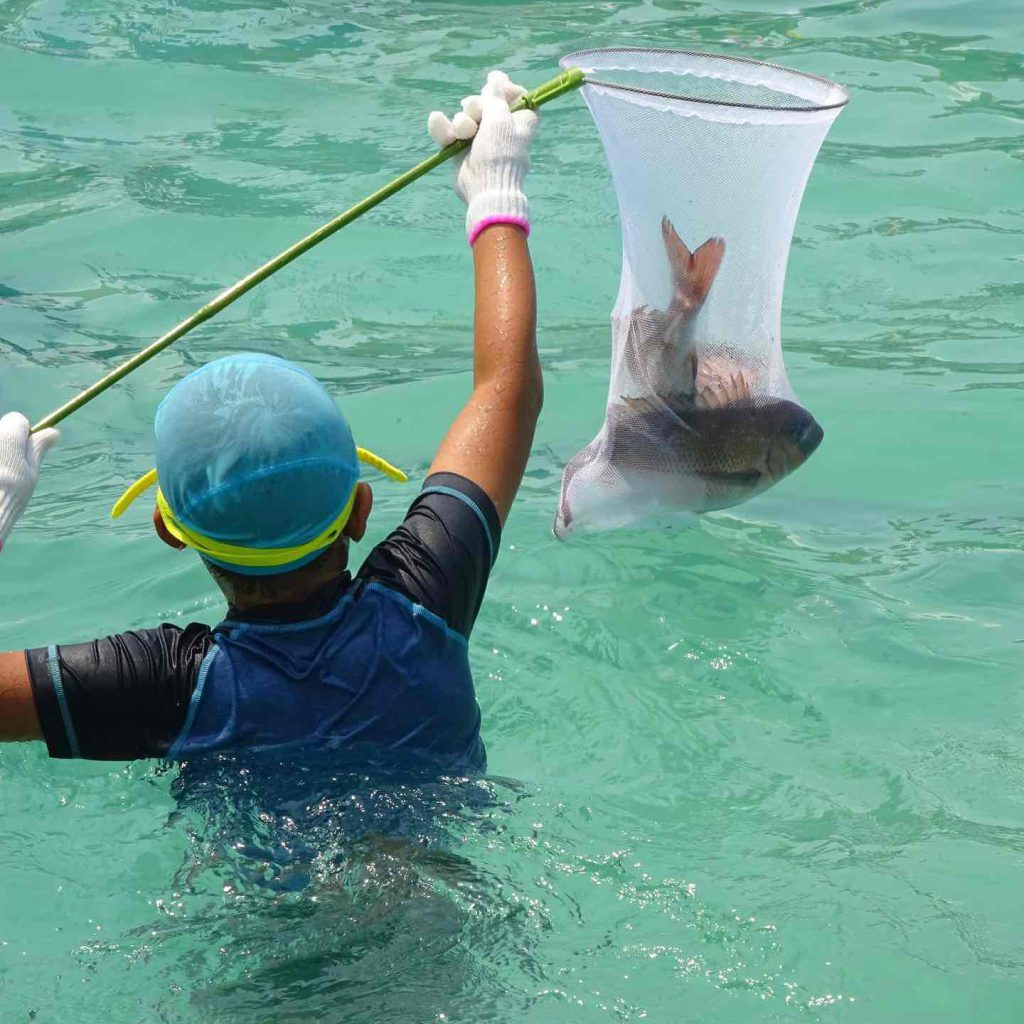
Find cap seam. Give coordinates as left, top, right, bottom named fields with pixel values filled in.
left=173, top=454, right=355, bottom=521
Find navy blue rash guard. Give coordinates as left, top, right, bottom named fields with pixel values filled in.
left=25, top=473, right=500, bottom=770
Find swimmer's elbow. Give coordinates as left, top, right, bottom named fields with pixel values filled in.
left=521, top=363, right=544, bottom=422
left=510, top=365, right=544, bottom=428
left=478, top=359, right=543, bottom=424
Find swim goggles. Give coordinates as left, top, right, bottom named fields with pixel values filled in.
left=111, top=448, right=407, bottom=569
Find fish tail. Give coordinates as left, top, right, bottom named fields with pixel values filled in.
left=661, top=217, right=725, bottom=315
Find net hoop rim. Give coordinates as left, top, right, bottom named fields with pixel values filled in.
left=562, top=47, right=850, bottom=114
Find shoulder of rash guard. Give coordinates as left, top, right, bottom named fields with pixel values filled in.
left=356, top=472, right=502, bottom=639
left=25, top=621, right=214, bottom=760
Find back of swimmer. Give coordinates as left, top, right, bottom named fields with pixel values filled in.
left=0, top=71, right=541, bottom=771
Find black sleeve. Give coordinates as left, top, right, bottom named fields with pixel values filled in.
left=356, top=471, right=502, bottom=639
left=24, top=622, right=214, bottom=760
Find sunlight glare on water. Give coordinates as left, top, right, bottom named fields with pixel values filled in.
left=2, top=1, right=1024, bottom=1021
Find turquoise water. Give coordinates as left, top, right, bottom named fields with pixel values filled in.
left=2, top=0, right=1024, bottom=1020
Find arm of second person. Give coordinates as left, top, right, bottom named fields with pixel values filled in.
left=429, top=223, right=541, bottom=524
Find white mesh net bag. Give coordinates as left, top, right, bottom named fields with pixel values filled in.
left=554, top=49, right=848, bottom=538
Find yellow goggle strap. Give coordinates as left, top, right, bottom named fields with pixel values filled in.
left=110, top=447, right=407, bottom=569
left=356, top=447, right=407, bottom=483
left=111, top=468, right=159, bottom=519
left=156, top=485, right=356, bottom=568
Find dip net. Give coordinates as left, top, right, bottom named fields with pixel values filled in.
left=554, top=49, right=847, bottom=538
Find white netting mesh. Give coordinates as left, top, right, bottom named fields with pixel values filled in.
left=554, top=49, right=847, bottom=538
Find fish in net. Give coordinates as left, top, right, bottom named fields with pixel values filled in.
left=554, top=49, right=848, bottom=538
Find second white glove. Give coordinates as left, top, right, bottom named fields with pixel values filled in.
left=428, top=70, right=539, bottom=245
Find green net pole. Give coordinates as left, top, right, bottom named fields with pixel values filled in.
left=31, top=66, right=585, bottom=433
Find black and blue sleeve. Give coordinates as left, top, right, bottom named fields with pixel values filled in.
left=24, top=622, right=213, bottom=760
left=356, top=471, right=502, bottom=640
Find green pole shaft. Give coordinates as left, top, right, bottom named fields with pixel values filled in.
left=31, top=66, right=585, bottom=434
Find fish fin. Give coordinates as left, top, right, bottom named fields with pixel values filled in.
left=623, top=306, right=664, bottom=391
left=619, top=393, right=702, bottom=436
left=682, top=347, right=699, bottom=401
left=661, top=217, right=725, bottom=315
left=658, top=388, right=699, bottom=416
left=701, top=468, right=763, bottom=484
left=691, top=236, right=727, bottom=299
left=619, top=394, right=665, bottom=417
left=695, top=366, right=752, bottom=410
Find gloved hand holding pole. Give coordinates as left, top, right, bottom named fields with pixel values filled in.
left=429, top=70, right=540, bottom=245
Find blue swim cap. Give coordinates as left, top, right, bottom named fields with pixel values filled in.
left=155, top=353, right=358, bottom=577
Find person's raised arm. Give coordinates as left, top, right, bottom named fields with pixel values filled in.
left=426, top=71, right=541, bottom=524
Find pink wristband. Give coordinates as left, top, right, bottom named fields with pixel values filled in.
left=468, top=216, right=531, bottom=247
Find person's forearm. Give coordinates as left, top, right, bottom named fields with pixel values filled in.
left=429, top=224, right=541, bottom=521
left=471, top=224, right=540, bottom=401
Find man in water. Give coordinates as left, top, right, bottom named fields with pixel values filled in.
left=0, top=71, right=539, bottom=770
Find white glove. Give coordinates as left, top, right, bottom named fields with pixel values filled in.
left=428, top=70, right=539, bottom=245
left=0, top=412, right=60, bottom=551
